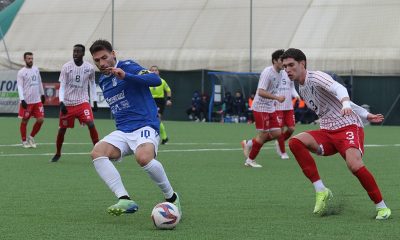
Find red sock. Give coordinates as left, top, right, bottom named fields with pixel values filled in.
left=278, top=134, right=286, bottom=153
left=289, top=138, right=320, bottom=183
left=248, top=138, right=263, bottom=160
left=56, top=130, right=66, bottom=155
left=30, top=121, right=43, bottom=137
left=89, top=126, right=99, bottom=145
left=353, top=166, right=383, bottom=204
left=20, top=121, right=27, bottom=141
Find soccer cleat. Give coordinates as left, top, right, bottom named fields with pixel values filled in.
left=161, top=137, right=169, bottom=145
left=281, top=153, right=289, bottom=159
left=275, top=141, right=282, bottom=157
left=376, top=207, right=391, bottom=220
left=172, top=192, right=182, bottom=217
left=50, top=154, right=61, bottom=162
left=313, top=188, right=333, bottom=215
left=244, top=159, right=262, bottom=168
left=241, top=140, right=250, bottom=158
left=28, top=136, right=37, bottom=148
left=107, top=199, right=139, bottom=216
left=22, top=141, right=32, bottom=148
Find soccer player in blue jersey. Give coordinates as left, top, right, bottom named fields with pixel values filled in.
left=89, top=39, right=181, bottom=216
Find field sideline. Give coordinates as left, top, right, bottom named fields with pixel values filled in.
left=0, top=117, right=398, bottom=240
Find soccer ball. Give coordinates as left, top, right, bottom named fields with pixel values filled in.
left=151, top=202, right=181, bottom=229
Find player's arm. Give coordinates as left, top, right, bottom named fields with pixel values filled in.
left=164, top=79, right=172, bottom=106
left=257, top=69, right=285, bottom=103
left=38, top=70, right=46, bottom=104
left=315, top=75, right=352, bottom=116
left=350, top=102, right=384, bottom=123
left=58, top=68, right=68, bottom=114
left=107, top=66, right=161, bottom=86
left=257, top=89, right=285, bottom=103
left=17, top=71, right=27, bottom=108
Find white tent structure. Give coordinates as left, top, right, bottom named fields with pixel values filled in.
left=1, top=0, right=400, bottom=75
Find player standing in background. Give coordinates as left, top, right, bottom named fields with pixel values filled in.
left=281, top=48, right=391, bottom=219
left=274, top=69, right=300, bottom=159
left=17, top=52, right=45, bottom=148
left=241, top=49, right=285, bottom=167
left=50, top=44, right=99, bottom=162
left=89, top=39, right=181, bottom=216
left=149, top=65, right=172, bottom=144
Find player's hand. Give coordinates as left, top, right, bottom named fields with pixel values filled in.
left=341, top=107, right=352, bottom=116
left=60, top=102, right=68, bottom=115
left=107, top=67, right=125, bottom=79
left=92, top=101, right=98, bottom=112
left=276, top=96, right=285, bottom=103
left=41, top=95, right=46, bottom=104
left=166, top=100, right=172, bottom=106
left=21, top=100, right=28, bottom=109
left=367, top=113, right=384, bottom=123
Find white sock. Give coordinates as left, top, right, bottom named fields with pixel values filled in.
left=312, top=180, right=326, bottom=192
left=246, top=140, right=253, bottom=148
left=93, top=156, right=129, bottom=198
left=143, top=159, right=174, bottom=199
left=376, top=200, right=387, bottom=209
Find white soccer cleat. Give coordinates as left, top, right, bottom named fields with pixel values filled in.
left=22, top=141, right=32, bottom=148
left=28, top=136, right=37, bottom=148
left=241, top=140, right=250, bottom=158
left=244, top=159, right=262, bottom=168
left=281, top=152, right=289, bottom=159
left=275, top=141, right=282, bottom=157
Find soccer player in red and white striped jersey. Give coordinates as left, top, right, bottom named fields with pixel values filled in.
left=17, top=52, right=45, bottom=148
left=241, top=49, right=286, bottom=168
left=275, top=71, right=299, bottom=159
left=281, top=48, right=391, bottom=220
left=51, top=44, right=99, bottom=162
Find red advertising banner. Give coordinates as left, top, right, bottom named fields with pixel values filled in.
left=43, top=82, right=60, bottom=106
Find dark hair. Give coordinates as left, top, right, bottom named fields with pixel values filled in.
left=74, top=44, right=85, bottom=53
left=281, top=48, right=307, bottom=68
left=271, top=49, right=285, bottom=63
left=150, top=65, right=159, bottom=70
left=24, top=52, right=33, bottom=58
left=89, top=39, right=113, bottom=54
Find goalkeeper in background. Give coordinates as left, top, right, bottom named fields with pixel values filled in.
left=149, top=65, right=172, bottom=144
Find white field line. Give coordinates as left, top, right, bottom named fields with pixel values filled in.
left=0, top=142, right=231, bottom=147
left=0, top=143, right=399, bottom=157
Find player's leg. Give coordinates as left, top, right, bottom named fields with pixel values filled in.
left=277, top=110, right=296, bottom=159
left=51, top=127, right=67, bottom=162
left=86, top=121, right=99, bottom=145
left=288, top=132, right=333, bottom=215
left=339, top=127, right=391, bottom=219
left=18, top=103, right=31, bottom=148
left=28, top=103, right=45, bottom=148
left=91, top=138, right=137, bottom=216
left=133, top=127, right=181, bottom=215
left=78, top=103, right=99, bottom=145
left=20, top=118, right=30, bottom=148
left=28, top=117, right=44, bottom=148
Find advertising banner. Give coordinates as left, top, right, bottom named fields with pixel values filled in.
left=0, top=70, right=19, bottom=113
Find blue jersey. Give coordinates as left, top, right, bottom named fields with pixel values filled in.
left=99, top=60, right=161, bottom=133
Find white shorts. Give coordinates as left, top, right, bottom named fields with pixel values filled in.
left=100, top=126, right=160, bottom=162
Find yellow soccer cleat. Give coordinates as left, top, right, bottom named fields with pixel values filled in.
left=313, top=188, right=333, bottom=215
left=376, top=207, right=391, bottom=220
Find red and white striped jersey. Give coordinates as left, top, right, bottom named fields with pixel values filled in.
left=17, top=66, right=44, bottom=104
left=275, top=72, right=299, bottom=111
left=252, top=66, right=281, bottom=113
left=59, top=60, right=97, bottom=106
left=300, top=71, right=363, bottom=130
